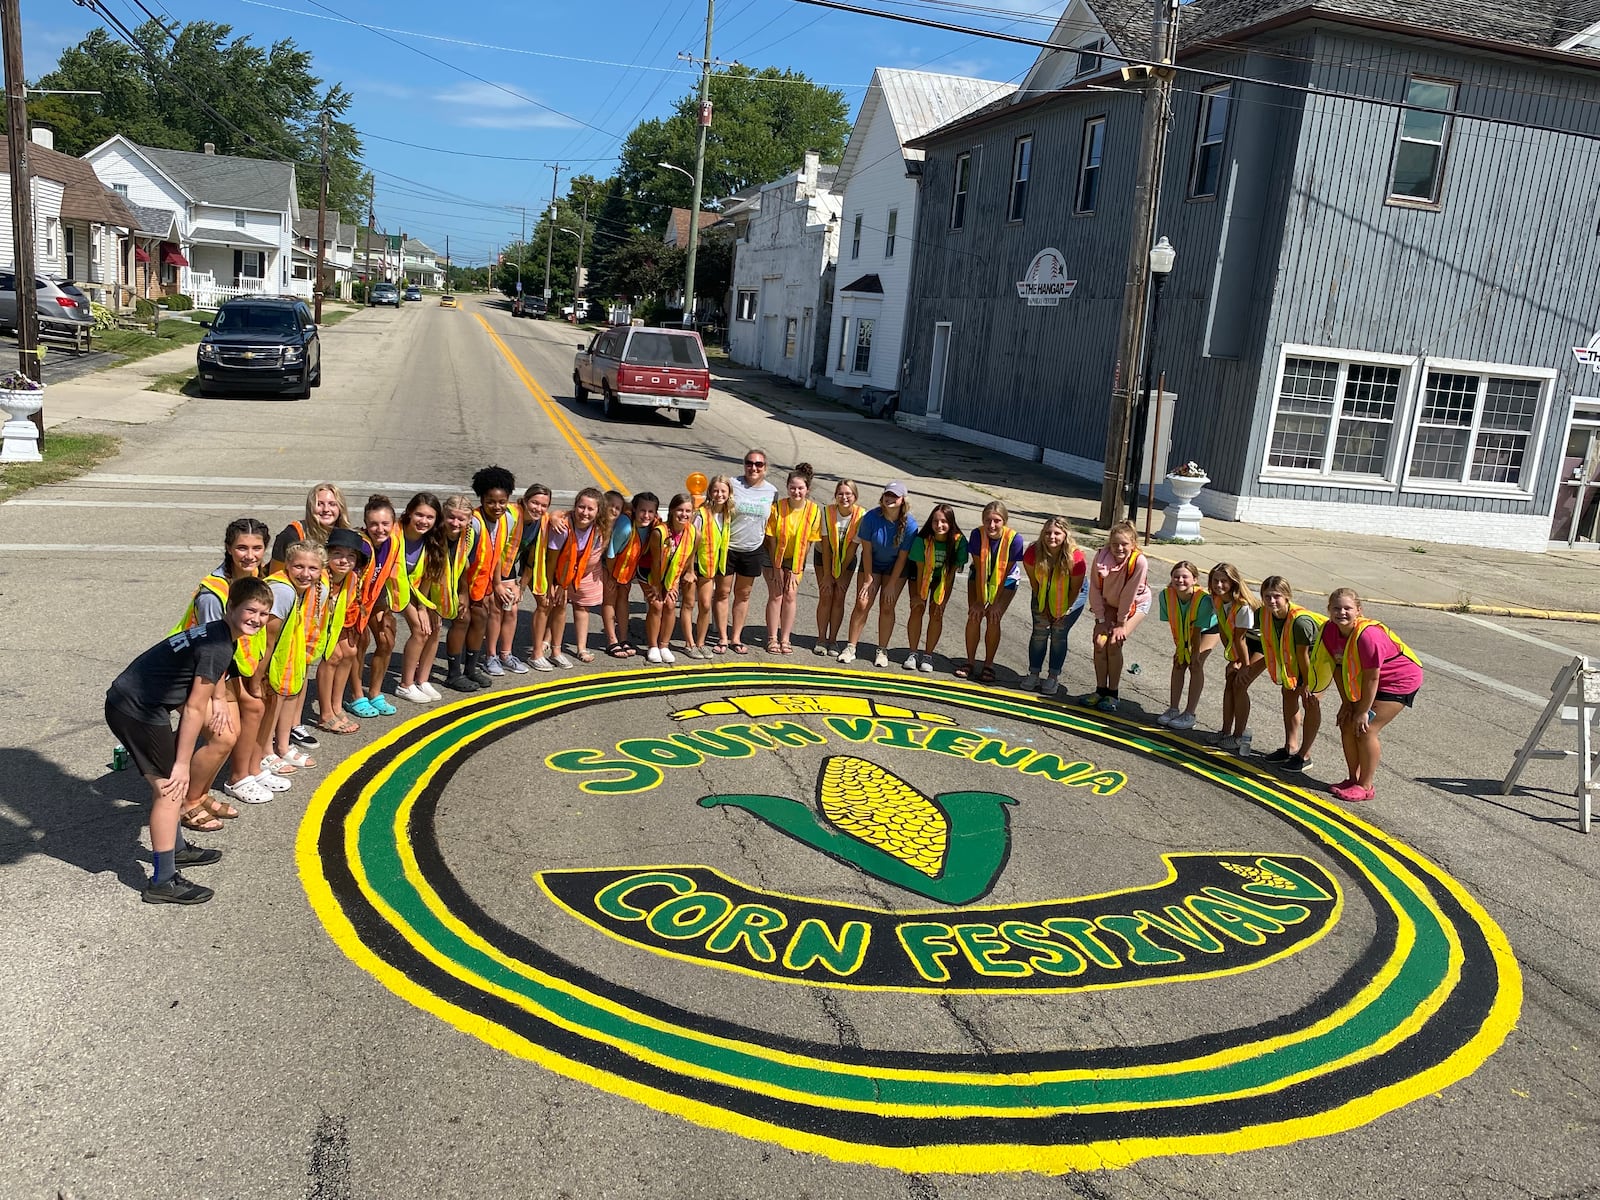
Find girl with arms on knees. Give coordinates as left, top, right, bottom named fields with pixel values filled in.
left=603, top=491, right=656, bottom=659
left=644, top=494, right=698, bottom=663
left=1156, top=561, right=1221, bottom=731
left=687, top=475, right=733, bottom=658
left=763, top=468, right=820, bottom=654
left=960, top=501, right=1026, bottom=682
left=313, top=529, right=366, bottom=729
left=395, top=492, right=448, bottom=704
left=440, top=495, right=483, bottom=692
left=1208, top=563, right=1264, bottom=752
left=1021, top=516, right=1087, bottom=695
left=838, top=482, right=918, bottom=667
left=903, top=503, right=965, bottom=674
left=1321, top=588, right=1423, bottom=802
left=545, top=487, right=611, bottom=666
left=1258, top=575, right=1332, bottom=774
left=814, top=480, right=862, bottom=657
left=1085, top=520, right=1151, bottom=712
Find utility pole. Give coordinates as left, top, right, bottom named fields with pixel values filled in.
left=681, top=0, right=717, bottom=327
left=1097, top=0, right=1179, bottom=528
left=542, top=163, right=563, bottom=302
left=364, top=186, right=375, bottom=304
left=313, top=108, right=330, bottom=323
left=573, top=189, right=590, bottom=310
left=4, top=0, right=43, bottom=446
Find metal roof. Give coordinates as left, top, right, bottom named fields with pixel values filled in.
left=835, top=68, right=1017, bottom=190
left=138, top=144, right=296, bottom=211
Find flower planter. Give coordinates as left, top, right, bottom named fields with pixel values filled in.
left=1158, top=472, right=1208, bottom=541
left=0, top=387, right=44, bottom=464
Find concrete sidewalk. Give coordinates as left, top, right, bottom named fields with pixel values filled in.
left=711, top=361, right=1600, bottom=621
left=32, top=343, right=198, bottom=430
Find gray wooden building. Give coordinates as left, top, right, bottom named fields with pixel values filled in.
left=898, top=0, right=1600, bottom=549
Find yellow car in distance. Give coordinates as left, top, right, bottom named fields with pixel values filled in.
left=439, top=293, right=458, bottom=309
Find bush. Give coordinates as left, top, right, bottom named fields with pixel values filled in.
left=90, top=301, right=117, bottom=331
left=133, top=298, right=156, bottom=318
left=351, top=281, right=367, bottom=304
left=164, top=293, right=194, bottom=311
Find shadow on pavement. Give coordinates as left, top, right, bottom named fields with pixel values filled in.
left=1417, top=774, right=1586, bottom=831
left=0, top=745, right=151, bottom=891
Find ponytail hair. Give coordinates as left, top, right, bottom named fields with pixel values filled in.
left=364, top=493, right=396, bottom=519
left=1260, top=574, right=1293, bottom=601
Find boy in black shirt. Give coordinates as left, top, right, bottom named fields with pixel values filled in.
left=106, top=577, right=275, bottom=904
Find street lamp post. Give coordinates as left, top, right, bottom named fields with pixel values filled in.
left=1125, top=236, right=1176, bottom=525
left=658, top=159, right=703, bottom=325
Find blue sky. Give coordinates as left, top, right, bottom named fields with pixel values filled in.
left=25, top=0, right=1055, bottom=264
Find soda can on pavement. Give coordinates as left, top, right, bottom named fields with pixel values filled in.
left=111, top=745, right=129, bottom=771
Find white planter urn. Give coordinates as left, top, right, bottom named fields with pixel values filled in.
left=1158, top=472, right=1209, bottom=541
left=0, top=387, right=44, bottom=464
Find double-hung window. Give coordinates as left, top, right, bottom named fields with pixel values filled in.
left=234, top=209, right=247, bottom=228
left=837, top=318, right=851, bottom=371
left=784, top=318, right=798, bottom=359
left=950, top=152, right=971, bottom=230
left=1075, top=117, right=1106, bottom=215
left=1405, top=368, right=1546, bottom=491
left=736, top=290, right=757, bottom=321
left=885, top=209, right=897, bottom=257
left=1389, top=77, right=1457, bottom=204
left=851, top=214, right=862, bottom=259
left=1266, top=354, right=1406, bottom=480
left=853, top=318, right=874, bottom=374
left=1008, top=136, right=1032, bottom=222
left=1189, top=84, right=1233, bottom=199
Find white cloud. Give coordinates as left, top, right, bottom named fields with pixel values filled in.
left=433, top=81, right=577, bottom=129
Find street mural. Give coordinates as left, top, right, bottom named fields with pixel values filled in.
left=298, top=665, right=1521, bottom=1175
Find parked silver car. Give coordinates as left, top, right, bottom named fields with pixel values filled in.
left=0, top=272, right=94, bottom=348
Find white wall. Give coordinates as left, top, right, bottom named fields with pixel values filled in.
left=728, top=176, right=840, bottom=383
left=0, top=176, right=65, bottom=277
left=86, top=143, right=188, bottom=217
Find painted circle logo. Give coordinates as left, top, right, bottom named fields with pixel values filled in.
left=298, top=665, right=1520, bottom=1174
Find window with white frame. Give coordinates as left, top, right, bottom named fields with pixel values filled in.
left=1389, top=77, right=1456, bottom=204
left=1406, top=368, right=1546, bottom=489
left=1008, top=136, right=1032, bottom=222
left=885, top=209, right=897, bottom=257
left=951, top=152, right=971, bottom=230
left=736, top=289, right=757, bottom=321
left=1075, top=117, right=1106, bottom=215
left=112, top=182, right=129, bottom=198
left=837, top=317, right=851, bottom=371
left=851, top=213, right=862, bottom=259
left=853, top=318, right=874, bottom=374
left=1189, top=84, right=1233, bottom=199
left=784, top=317, right=797, bottom=358
left=1074, top=39, right=1105, bottom=78
left=1266, top=354, right=1406, bottom=479
left=234, top=209, right=247, bottom=228
left=44, top=217, right=59, bottom=258
left=90, top=225, right=101, bottom=264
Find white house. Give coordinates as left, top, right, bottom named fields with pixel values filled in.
left=291, top=206, right=358, bottom=300
left=822, top=69, right=1015, bottom=401
left=725, top=151, right=842, bottom=385
left=85, top=137, right=298, bottom=307
left=402, top=237, right=443, bottom=289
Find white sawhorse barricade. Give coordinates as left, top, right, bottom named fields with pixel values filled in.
left=1502, top=656, right=1599, bottom=834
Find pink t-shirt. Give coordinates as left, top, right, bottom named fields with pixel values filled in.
left=1088, top=547, right=1151, bottom=623
left=1320, top=622, right=1424, bottom=696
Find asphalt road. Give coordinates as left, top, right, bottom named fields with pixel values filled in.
left=2, top=296, right=1597, bottom=1199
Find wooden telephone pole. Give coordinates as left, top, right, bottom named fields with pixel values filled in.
left=313, top=109, right=330, bottom=322
left=3, top=0, right=44, bottom=442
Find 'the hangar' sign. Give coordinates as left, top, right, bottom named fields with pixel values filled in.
left=1017, top=247, right=1077, bottom=306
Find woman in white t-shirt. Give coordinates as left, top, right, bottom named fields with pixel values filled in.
left=725, top=448, right=777, bottom=652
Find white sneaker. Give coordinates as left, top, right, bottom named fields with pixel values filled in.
left=919, top=657, right=934, bottom=673
left=659, top=647, right=676, bottom=664
left=501, top=653, right=530, bottom=674
left=396, top=684, right=428, bottom=704
left=223, top=776, right=274, bottom=805
left=1020, top=671, right=1040, bottom=691
left=551, top=652, right=575, bottom=669
left=1040, top=675, right=1060, bottom=696
left=1156, top=707, right=1180, bottom=726
left=873, top=649, right=890, bottom=668
left=420, top=682, right=442, bottom=701
left=903, top=652, right=920, bottom=671
left=813, top=642, right=830, bottom=656
left=1169, top=712, right=1198, bottom=730
left=646, top=647, right=663, bottom=663
left=529, top=656, right=553, bottom=672
left=837, top=645, right=857, bottom=664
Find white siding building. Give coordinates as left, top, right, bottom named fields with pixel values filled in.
left=823, top=68, right=1015, bottom=402
left=726, top=152, right=842, bottom=385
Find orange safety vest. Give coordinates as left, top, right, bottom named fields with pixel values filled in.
left=974, top=526, right=1018, bottom=606
left=1165, top=585, right=1205, bottom=665
left=553, top=525, right=602, bottom=589
left=820, top=504, right=863, bottom=578
left=1090, top=545, right=1143, bottom=620
left=466, top=508, right=519, bottom=602
left=435, top=527, right=477, bottom=619
left=314, top=570, right=357, bottom=660
left=1333, top=618, right=1422, bottom=703
left=766, top=499, right=818, bottom=573
left=608, top=522, right=649, bottom=584
left=648, top=523, right=697, bottom=591
left=171, top=573, right=264, bottom=674
left=1214, top=598, right=1256, bottom=663
left=266, top=571, right=321, bottom=696
left=1262, top=602, right=1330, bottom=690
left=913, top=537, right=958, bottom=606
left=1028, top=549, right=1084, bottom=619
left=357, top=531, right=406, bottom=631
left=693, top=508, right=729, bottom=577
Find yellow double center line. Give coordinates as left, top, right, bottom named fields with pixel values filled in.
left=474, top=312, right=627, bottom=494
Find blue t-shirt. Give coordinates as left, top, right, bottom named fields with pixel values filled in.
left=855, top=509, right=919, bottom=573
left=608, top=515, right=634, bottom=558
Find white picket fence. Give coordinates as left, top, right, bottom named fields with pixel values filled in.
left=187, top=275, right=270, bottom=308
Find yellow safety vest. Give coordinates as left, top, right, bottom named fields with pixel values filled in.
left=1165, top=585, right=1205, bottom=666
left=1334, top=618, right=1423, bottom=703
left=171, top=573, right=264, bottom=675
left=1261, top=602, right=1332, bottom=691
left=266, top=571, right=320, bottom=697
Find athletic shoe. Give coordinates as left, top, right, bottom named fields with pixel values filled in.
left=1285, top=753, right=1312, bottom=773
left=223, top=776, right=274, bottom=805
left=528, top=657, right=554, bottom=673
left=290, top=725, right=320, bottom=750
left=369, top=695, right=398, bottom=716
left=813, top=642, right=830, bottom=656
left=903, top=652, right=920, bottom=671
left=1263, top=747, right=1293, bottom=764
left=646, top=647, right=663, bottom=663
left=502, top=653, right=530, bottom=674
left=1155, top=707, right=1180, bottom=726
left=1096, top=695, right=1120, bottom=713
left=420, top=682, right=443, bottom=701
left=837, top=645, right=857, bottom=664
left=483, top=655, right=506, bottom=677
left=1217, top=733, right=1241, bottom=751
left=874, top=649, right=890, bottom=668
left=660, top=648, right=676, bottom=664
left=919, top=658, right=934, bottom=673
left=1168, top=713, right=1198, bottom=731
left=395, top=684, right=429, bottom=704
left=1019, top=671, right=1039, bottom=690
left=444, top=672, right=476, bottom=692
left=175, top=845, right=223, bottom=868
left=1040, top=676, right=1060, bottom=696
left=143, top=873, right=213, bottom=905
left=252, top=771, right=292, bottom=794
left=551, top=652, right=576, bottom=669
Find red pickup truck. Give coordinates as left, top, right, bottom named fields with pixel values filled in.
left=573, top=325, right=710, bottom=426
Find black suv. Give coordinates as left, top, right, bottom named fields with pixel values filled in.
left=196, top=297, right=322, bottom=400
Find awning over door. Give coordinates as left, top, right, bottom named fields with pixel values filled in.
left=161, top=243, right=188, bottom=267
left=134, top=247, right=150, bottom=263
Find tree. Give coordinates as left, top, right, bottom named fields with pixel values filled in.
left=29, top=20, right=370, bottom=217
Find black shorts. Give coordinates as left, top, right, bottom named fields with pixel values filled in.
left=105, top=700, right=177, bottom=781
left=726, top=546, right=770, bottom=578
left=1376, top=688, right=1419, bottom=708
left=813, top=549, right=858, bottom=577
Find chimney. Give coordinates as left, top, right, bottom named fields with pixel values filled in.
left=30, top=127, right=54, bottom=151
left=802, top=149, right=820, bottom=197
left=203, top=142, right=216, bottom=155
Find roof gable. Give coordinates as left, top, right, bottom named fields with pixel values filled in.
left=835, top=68, right=1017, bottom=189
left=0, top=134, right=140, bottom=228
left=1180, top=0, right=1600, bottom=54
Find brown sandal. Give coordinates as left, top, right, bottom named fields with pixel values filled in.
left=180, top=804, right=224, bottom=832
